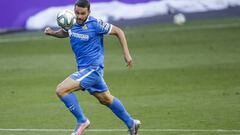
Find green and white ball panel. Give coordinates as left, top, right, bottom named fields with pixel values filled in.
left=57, top=9, right=76, bottom=30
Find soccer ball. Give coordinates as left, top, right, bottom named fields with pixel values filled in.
left=57, top=9, right=76, bottom=30
left=173, top=13, right=186, bottom=25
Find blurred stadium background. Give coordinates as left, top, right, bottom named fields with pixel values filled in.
left=0, top=0, right=240, bottom=135
left=1, top=0, right=240, bottom=31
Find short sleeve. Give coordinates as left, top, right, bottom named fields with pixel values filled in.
left=95, top=19, right=112, bottom=35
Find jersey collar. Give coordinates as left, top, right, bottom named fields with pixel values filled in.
left=85, top=15, right=90, bottom=23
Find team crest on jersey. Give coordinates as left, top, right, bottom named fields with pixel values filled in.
left=82, top=24, right=88, bottom=30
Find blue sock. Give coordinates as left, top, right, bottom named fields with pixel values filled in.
left=108, top=97, right=133, bottom=129
left=61, top=93, right=86, bottom=124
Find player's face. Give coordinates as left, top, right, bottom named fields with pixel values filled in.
left=74, top=6, right=90, bottom=25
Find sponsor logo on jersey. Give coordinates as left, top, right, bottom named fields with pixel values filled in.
left=69, top=30, right=89, bottom=41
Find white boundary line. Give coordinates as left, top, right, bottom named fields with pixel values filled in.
left=0, top=37, right=53, bottom=44
left=0, top=128, right=240, bottom=132
left=156, top=23, right=240, bottom=32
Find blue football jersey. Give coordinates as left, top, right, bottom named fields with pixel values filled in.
left=67, top=16, right=112, bottom=70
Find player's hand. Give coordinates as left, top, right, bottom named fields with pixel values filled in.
left=124, top=54, right=133, bottom=69
left=44, top=27, right=55, bottom=36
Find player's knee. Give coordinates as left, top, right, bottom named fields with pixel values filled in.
left=98, top=97, right=112, bottom=106
left=56, top=85, right=66, bottom=97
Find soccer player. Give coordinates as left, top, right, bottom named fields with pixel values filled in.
left=44, top=0, right=141, bottom=135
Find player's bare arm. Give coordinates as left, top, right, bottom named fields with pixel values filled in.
left=44, top=27, right=69, bottom=38
left=110, top=25, right=133, bottom=68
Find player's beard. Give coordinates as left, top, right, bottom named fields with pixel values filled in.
left=77, top=17, right=88, bottom=26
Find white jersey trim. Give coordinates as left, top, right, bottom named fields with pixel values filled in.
left=107, top=24, right=113, bottom=35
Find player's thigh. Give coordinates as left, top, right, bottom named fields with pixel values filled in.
left=56, top=76, right=81, bottom=96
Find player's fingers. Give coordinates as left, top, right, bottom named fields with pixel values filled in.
left=44, top=28, right=48, bottom=34
left=46, top=27, right=51, bottom=30
left=44, top=27, right=52, bottom=35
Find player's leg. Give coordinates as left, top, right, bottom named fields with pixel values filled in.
left=82, top=67, right=141, bottom=134
left=56, top=76, right=88, bottom=124
left=93, top=91, right=140, bottom=131
left=66, top=67, right=103, bottom=135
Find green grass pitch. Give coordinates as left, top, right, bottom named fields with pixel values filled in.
left=0, top=17, right=240, bottom=135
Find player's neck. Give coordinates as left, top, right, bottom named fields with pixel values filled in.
left=78, top=16, right=90, bottom=26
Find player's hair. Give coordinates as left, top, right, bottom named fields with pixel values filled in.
left=75, top=0, right=90, bottom=10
